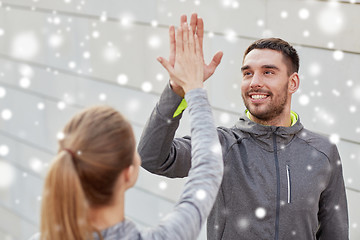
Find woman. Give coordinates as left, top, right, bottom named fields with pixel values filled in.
left=30, top=22, right=223, bottom=240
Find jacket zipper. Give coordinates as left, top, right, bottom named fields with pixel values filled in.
left=272, top=133, right=280, bottom=240
left=286, top=165, right=291, bottom=203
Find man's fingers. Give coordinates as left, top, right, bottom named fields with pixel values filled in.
left=157, top=57, right=174, bottom=75
left=195, top=34, right=201, bottom=57
left=180, top=14, right=187, bottom=25
left=169, top=25, right=176, bottom=66
left=190, top=13, right=197, bottom=35
left=196, top=17, right=204, bottom=49
left=208, top=51, right=224, bottom=70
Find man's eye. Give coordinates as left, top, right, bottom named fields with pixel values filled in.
left=243, top=72, right=252, bottom=76
left=264, top=71, right=273, bottom=75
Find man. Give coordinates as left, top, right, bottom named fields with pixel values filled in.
left=138, top=14, right=349, bottom=239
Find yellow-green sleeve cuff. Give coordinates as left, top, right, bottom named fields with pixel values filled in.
left=173, top=98, right=188, bottom=118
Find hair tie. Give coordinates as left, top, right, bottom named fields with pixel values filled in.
left=64, top=148, right=76, bottom=159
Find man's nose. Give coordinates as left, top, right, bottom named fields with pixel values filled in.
left=249, top=73, right=263, bottom=89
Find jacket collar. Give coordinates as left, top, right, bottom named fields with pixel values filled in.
left=234, top=112, right=304, bottom=152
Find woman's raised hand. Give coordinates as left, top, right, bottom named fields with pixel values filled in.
left=157, top=22, right=204, bottom=94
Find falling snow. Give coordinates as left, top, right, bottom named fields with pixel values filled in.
left=117, top=74, right=128, bottom=85
left=329, top=134, right=340, bottom=144
left=1, top=109, right=12, bottom=120
left=0, top=145, right=9, bottom=156
left=11, top=31, right=39, bottom=59
left=255, top=207, right=266, bottom=219
left=0, top=161, right=15, bottom=189
left=141, top=82, right=153, bottom=92
left=0, top=1, right=359, bottom=239
left=196, top=189, right=207, bottom=200
left=317, top=5, right=344, bottom=35
left=57, top=131, right=65, bottom=140
left=0, top=86, right=6, bottom=98
left=333, top=50, right=344, bottom=61
left=158, top=181, right=167, bottom=190
left=299, top=8, right=310, bottom=20
left=237, top=217, right=250, bottom=231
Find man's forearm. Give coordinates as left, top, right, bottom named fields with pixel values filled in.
left=138, top=83, right=192, bottom=178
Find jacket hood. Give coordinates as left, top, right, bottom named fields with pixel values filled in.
left=233, top=113, right=304, bottom=152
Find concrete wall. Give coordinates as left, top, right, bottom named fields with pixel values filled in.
left=0, top=0, right=359, bottom=239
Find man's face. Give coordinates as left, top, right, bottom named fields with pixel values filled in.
left=241, top=49, right=292, bottom=122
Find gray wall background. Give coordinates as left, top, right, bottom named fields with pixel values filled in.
left=0, top=0, right=359, bottom=239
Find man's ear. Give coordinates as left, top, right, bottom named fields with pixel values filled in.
left=288, top=72, right=300, bottom=94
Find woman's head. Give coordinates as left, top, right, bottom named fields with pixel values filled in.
left=40, top=105, right=139, bottom=240
left=60, top=105, right=137, bottom=205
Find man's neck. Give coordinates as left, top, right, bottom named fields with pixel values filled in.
left=246, top=110, right=297, bottom=127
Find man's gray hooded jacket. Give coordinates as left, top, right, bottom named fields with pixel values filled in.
left=138, top=85, right=348, bottom=240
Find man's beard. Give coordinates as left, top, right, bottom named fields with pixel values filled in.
left=242, top=84, right=288, bottom=122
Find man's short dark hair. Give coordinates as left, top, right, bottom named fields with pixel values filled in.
left=243, top=38, right=300, bottom=75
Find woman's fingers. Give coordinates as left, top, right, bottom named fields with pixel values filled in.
left=182, top=23, right=189, bottom=52
left=175, top=26, right=183, bottom=57
left=169, top=25, right=176, bottom=66
left=195, top=34, right=201, bottom=58
left=188, top=26, right=195, bottom=53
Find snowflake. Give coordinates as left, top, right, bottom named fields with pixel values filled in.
left=255, top=207, right=266, bottom=219
left=298, top=94, right=310, bottom=106
left=29, top=157, right=43, bottom=173
left=19, top=77, right=31, bottom=88
left=329, top=134, right=340, bottom=144
left=99, top=93, right=107, bottom=101
left=1, top=109, right=12, bottom=120
left=57, top=131, right=65, bottom=140
left=333, top=50, right=344, bottom=61
left=280, top=11, right=288, bottom=19
left=308, top=63, right=321, bottom=76
left=237, top=217, right=249, bottom=230
left=219, top=112, right=230, bottom=124
left=151, top=20, right=158, bottom=27
left=0, top=145, right=9, bottom=156
left=117, top=74, right=128, bottom=85
left=148, top=35, right=162, bottom=49
left=141, top=82, right=153, bottom=92
left=11, top=31, right=39, bottom=59
left=92, top=31, right=100, bottom=38
left=68, top=61, right=76, bottom=69
left=57, top=101, right=66, bottom=110
left=83, top=51, right=91, bottom=59
left=0, top=86, right=6, bottom=98
left=317, top=6, right=344, bottom=35
left=0, top=161, right=15, bottom=189
left=224, top=29, right=237, bottom=43
left=298, top=8, right=310, bottom=20
left=158, top=181, right=167, bottom=190
left=196, top=189, right=207, bottom=200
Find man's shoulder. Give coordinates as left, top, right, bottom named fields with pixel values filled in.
left=216, top=124, right=249, bottom=144
left=296, top=127, right=338, bottom=159
left=297, top=127, right=328, bottom=142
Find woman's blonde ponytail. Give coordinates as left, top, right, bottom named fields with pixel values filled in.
left=40, top=150, right=92, bottom=240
